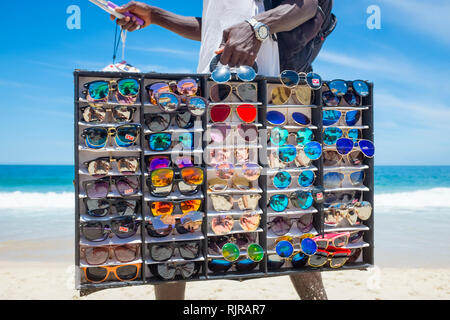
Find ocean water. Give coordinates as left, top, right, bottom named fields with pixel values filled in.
left=0, top=165, right=449, bottom=267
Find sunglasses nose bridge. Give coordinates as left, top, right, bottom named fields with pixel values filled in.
left=107, top=128, right=117, bottom=136
left=109, top=80, right=118, bottom=91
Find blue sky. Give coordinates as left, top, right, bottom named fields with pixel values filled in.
left=0, top=0, right=449, bottom=165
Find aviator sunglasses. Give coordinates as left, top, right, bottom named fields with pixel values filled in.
left=210, top=82, right=258, bottom=103
left=266, top=110, right=311, bottom=126
left=323, top=127, right=362, bottom=146
left=269, top=127, right=315, bottom=147
left=324, top=170, right=365, bottom=189
left=210, top=54, right=257, bottom=83
left=322, top=80, right=369, bottom=107
left=207, top=123, right=259, bottom=144
left=267, top=213, right=314, bottom=236
left=307, top=248, right=351, bottom=268
left=334, top=138, right=375, bottom=158
left=210, top=214, right=261, bottom=235
left=324, top=201, right=372, bottom=226
left=209, top=104, right=258, bottom=123
left=145, top=211, right=203, bottom=237
left=270, top=83, right=313, bottom=106
left=209, top=194, right=261, bottom=212
left=323, top=109, right=361, bottom=127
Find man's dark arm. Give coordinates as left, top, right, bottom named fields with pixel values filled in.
left=256, top=0, right=318, bottom=34
left=111, top=1, right=202, bottom=41
left=219, top=0, right=319, bottom=67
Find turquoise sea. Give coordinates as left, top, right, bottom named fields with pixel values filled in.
left=0, top=165, right=449, bottom=267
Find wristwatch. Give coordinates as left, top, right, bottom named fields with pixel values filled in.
left=246, top=18, right=270, bottom=42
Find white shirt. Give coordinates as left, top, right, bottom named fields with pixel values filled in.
left=197, top=0, right=280, bottom=77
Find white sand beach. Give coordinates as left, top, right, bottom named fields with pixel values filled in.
left=0, top=239, right=448, bottom=300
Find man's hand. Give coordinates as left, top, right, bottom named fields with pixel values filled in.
left=217, top=21, right=262, bottom=68
left=110, top=1, right=153, bottom=32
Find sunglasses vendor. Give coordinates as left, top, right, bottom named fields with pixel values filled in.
left=111, top=0, right=336, bottom=301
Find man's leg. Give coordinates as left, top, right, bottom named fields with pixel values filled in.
left=289, top=272, right=328, bottom=300
left=154, top=282, right=186, bottom=300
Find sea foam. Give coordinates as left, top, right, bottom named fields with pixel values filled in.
left=375, top=187, right=450, bottom=209
left=0, top=191, right=74, bottom=210
left=1, top=188, right=450, bottom=211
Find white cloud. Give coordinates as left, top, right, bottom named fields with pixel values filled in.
left=376, top=0, right=450, bottom=45
left=315, top=49, right=450, bottom=96
left=142, top=64, right=196, bottom=74
left=128, top=46, right=199, bottom=57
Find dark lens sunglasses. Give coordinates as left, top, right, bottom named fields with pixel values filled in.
left=80, top=105, right=137, bottom=123
left=81, top=216, right=140, bottom=242
left=144, top=111, right=196, bottom=132
left=147, top=241, right=202, bottom=262
left=83, top=176, right=140, bottom=199
left=84, top=198, right=140, bottom=217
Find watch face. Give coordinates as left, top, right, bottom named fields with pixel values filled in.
left=258, top=26, right=269, bottom=39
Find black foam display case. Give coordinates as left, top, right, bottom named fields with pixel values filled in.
left=74, top=70, right=374, bottom=296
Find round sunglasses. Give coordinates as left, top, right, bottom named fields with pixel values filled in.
left=268, top=191, right=314, bottom=212
left=279, top=70, right=323, bottom=90
left=272, top=170, right=316, bottom=189
left=145, top=78, right=199, bottom=104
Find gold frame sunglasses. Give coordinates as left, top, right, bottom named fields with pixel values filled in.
left=323, top=149, right=366, bottom=166
left=83, top=156, right=140, bottom=176
left=269, top=85, right=312, bottom=105
left=209, top=82, right=258, bottom=103
left=323, top=169, right=366, bottom=189
left=323, top=127, right=362, bottom=146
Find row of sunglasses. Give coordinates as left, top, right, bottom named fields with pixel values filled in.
left=80, top=104, right=368, bottom=131
left=81, top=229, right=366, bottom=283
left=81, top=198, right=372, bottom=241
left=81, top=74, right=369, bottom=116
left=79, top=125, right=374, bottom=169
left=81, top=167, right=204, bottom=199
left=81, top=262, right=203, bottom=283
left=81, top=171, right=369, bottom=217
